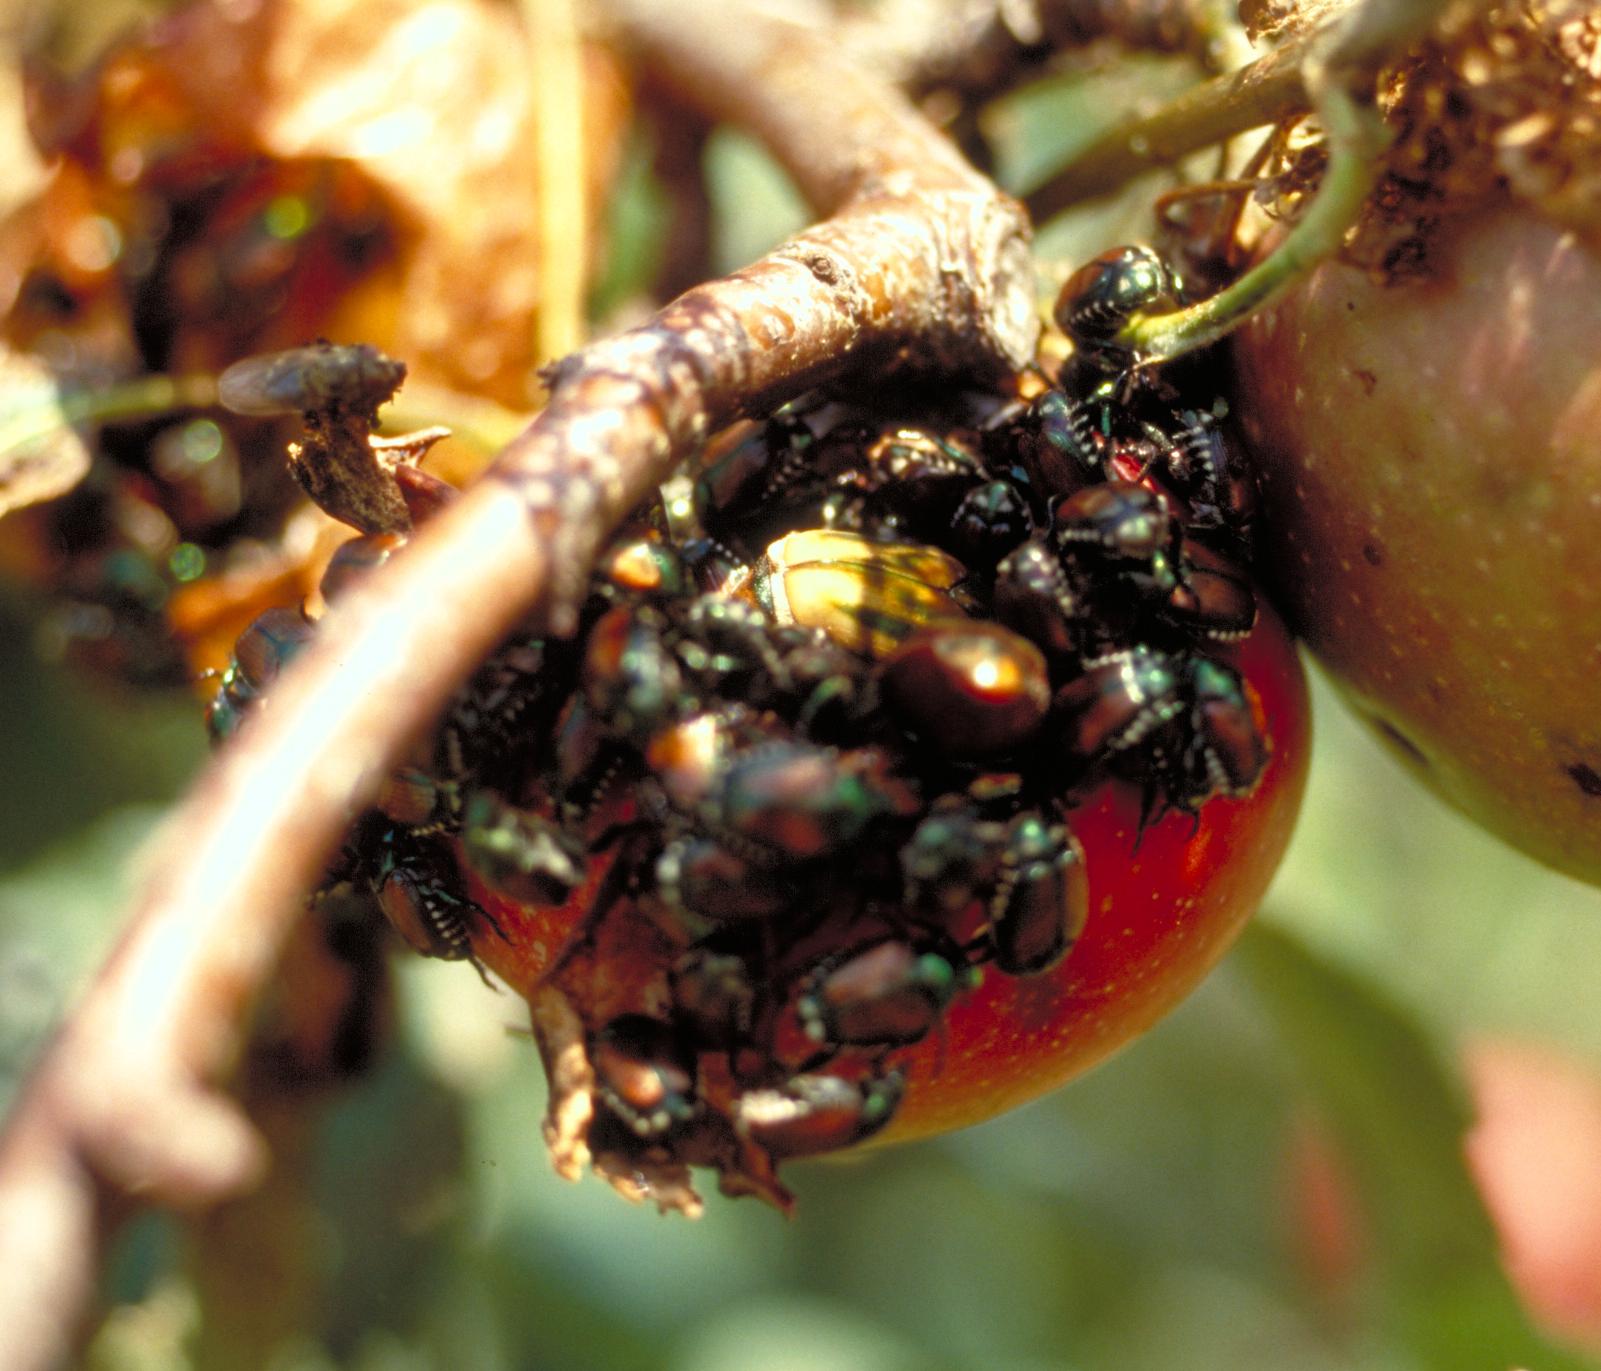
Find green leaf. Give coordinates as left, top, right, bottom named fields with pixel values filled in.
left=1239, top=923, right=1597, bottom=1371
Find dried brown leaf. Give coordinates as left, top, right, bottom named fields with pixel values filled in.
left=5, top=0, right=630, bottom=405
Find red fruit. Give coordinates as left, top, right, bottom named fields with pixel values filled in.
left=464, top=598, right=1309, bottom=1155
left=878, top=600, right=1308, bottom=1143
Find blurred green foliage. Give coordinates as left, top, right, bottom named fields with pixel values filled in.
left=2, top=42, right=1599, bottom=1371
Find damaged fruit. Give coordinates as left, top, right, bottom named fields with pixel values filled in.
left=216, top=249, right=1308, bottom=1214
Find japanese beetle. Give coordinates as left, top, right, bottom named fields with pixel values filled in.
left=740, top=529, right=974, bottom=659
left=863, top=426, right=985, bottom=489
left=460, top=790, right=587, bottom=906
left=948, top=478, right=1033, bottom=567
left=1053, top=245, right=1179, bottom=360
left=581, top=603, right=686, bottom=741
left=595, top=534, right=691, bottom=601
left=654, top=834, right=799, bottom=926
left=679, top=535, right=749, bottom=596
left=591, top=1014, right=701, bottom=1139
left=1165, top=405, right=1247, bottom=522
left=673, top=596, right=789, bottom=700
left=796, top=939, right=976, bottom=1051
left=734, top=1067, right=906, bottom=1158
left=755, top=628, right=871, bottom=739
left=373, top=766, right=458, bottom=833
left=992, top=537, right=1087, bottom=660
left=217, top=342, right=405, bottom=417
left=440, top=635, right=568, bottom=789
left=670, top=948, right=758, bottom=1049
left=1052, top=482, right=1181, bottom=597
left=857, top=426, right=988, bottom=538
left=1016, top=388, right=1105, bottom=495
left=644, top=710, right=738, bottom=810
left=1053, top=647, right=1187, bottom=774
left=1055, top=649, right=1268, bottom=817
left=1173, top=657, right=1269, bottom=808
left=318, top=532, right=406, bottom=605
left=551, top=695, right=640, bottom=835
left=206, top=605, right=315, bottom=741
left=988, top=814, right=1088, bottom=976
left=1125, top=402, right=1256, bottom=540
left=705, top=741, right=920, bottom=863
left=372, top=829, right=501, bottom=975
left=692, top=412, right=816, bottom=550
left=1162, top=539, right=1257, bottom=642
left=879, top=620, right=1050, bottom=759
left=899, top=801, right=1007, bottom=921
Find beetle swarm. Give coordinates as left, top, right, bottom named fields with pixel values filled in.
left=212, top=247, right=1274, bottom=1213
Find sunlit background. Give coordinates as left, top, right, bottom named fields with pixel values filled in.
left=2, top=5, right=1600, bottom=1369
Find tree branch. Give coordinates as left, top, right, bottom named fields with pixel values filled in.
left=0, top=5, right=1034, bottom=1368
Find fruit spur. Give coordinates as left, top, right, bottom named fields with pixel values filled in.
left=211, top=248, right=1308, bottom=1216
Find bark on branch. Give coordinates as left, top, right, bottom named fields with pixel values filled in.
left=0, top=5, right=1034, bottom=1368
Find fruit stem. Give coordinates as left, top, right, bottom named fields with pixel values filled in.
left=1114, top=80, right=1388, bottom=361
left=1107, top=0, right=1466, bottom=361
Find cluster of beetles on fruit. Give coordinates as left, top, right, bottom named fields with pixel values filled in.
left=208, top=246, right=1272, bottom=1207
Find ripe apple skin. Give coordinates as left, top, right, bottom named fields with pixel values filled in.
left=1232, top=208, right=1601, bottom=886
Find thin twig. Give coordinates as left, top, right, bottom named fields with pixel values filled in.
left=1024, top=30, right=1312, bottom=218
left=0, top=6, right=1033, bottom=1369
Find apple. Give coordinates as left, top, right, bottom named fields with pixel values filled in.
left=1233, top=207, right=1601, bottom=884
